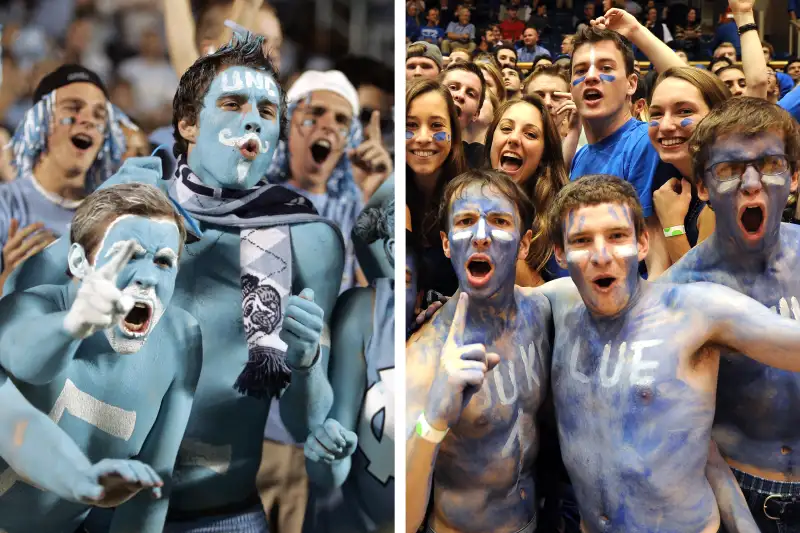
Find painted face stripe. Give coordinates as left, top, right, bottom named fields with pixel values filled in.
left=452, top=230, right=472, bottom=241
left=491, top=229, right=513, bottom=241
left=476, top=218, right=487, bottom=239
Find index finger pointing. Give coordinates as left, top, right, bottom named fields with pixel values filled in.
left=553, top=92, right=573, bottom=99
left=97, top=240, right=136, bottom=281
left=367, top=111, right=381, bottom=141
left=446, top=293, right=469, bottom=345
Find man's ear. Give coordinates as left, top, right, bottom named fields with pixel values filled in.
left=178, top=118, right=199, bottom=145
left=518, top=229, right=533, bottom=262
left=441, top=230, right=451, bottom=258
left=67, top=243, right=92, bottom=279
left=627, top=73, right=638, bottom=98
left=697, top=179, right=710, bottom=202
left=637, top=226, right=650, bottom=263
left=790, top=168, right=799, bottom=194
left=554, top=244, right=567, bottom=269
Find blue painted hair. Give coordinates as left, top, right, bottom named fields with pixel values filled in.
left=266, top=99, right=363, bottom=200
left=10, top=91, right=129, bottom=192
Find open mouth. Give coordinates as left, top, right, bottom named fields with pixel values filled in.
left=71, top=134, right=94, bottom=151
left=122, top=301, right=152, bottom=336
left=739, top=205, right=765, bottom=237
left=411, top=150, right=438, bottom=158
left=659, top=137, right=688, bottom=148
left=310, top=139, right=332, bottom=165
left=592, top=275, right=617, bottom=291
left=466, top=254, right=494, bottom=288
left=500, top=151, right=523, bottom=173
left=240, top=139, right=259, bottom=160
left=583, top=89, right=603, bottom=102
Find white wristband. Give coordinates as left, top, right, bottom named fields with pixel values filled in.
left=415, top=412, right=449, bottom=443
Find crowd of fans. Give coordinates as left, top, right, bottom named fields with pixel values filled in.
left=0, top=1, right=394, bottom=532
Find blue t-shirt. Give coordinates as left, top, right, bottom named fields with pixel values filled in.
left=777, top=72, right=795, bottom=99
left=779, top=86, right=800, bottom=123
left=570, top=118, right=673, bottom=218
left=419, top=25, right=445, bottom=44
left=516, top=45, right=550, bottom=63
left=406, top=16, right=420, bottom=41
left=712, top=22, right=741, bottom=58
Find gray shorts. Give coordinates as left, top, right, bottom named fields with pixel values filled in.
left=164, top=506, right=269, bottom=533
left=426, top=516, right=536, bottom=533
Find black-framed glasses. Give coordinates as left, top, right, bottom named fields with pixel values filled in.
left=705, top=155, right=791, bottom=182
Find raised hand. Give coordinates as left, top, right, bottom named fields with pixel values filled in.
left=63, top=241, right=136, bottom=339
left=73, top=458, right=163, bottom=507
left=279, top=288, right=325, bottom=369
left=591, top=8, right=642, bottom=40
left=653, top=178, right=692, bottom=230
left=555, top=94, right=580, bottom=132
left=0, top=220, right=56, bottom=289
left=350, top=111, right=392, bottom=201
left=728, top=0, right=754, bottom=14
left=423, top=294, right=500, bottom=430
left=98, top=156, right=165, bottom=192
left=304, top=418, right=358, bottom=464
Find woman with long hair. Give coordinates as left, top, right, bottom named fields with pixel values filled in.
left=406, top=78, right=468, bottom=298
left=477, top=61, right=507, bottom=103
left=648, top=66, right=731, bottom=265
left=484, top=94, right=569, bottom=286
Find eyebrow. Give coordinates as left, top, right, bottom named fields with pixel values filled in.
left=569, top=224, right=631, bottom=236
left=155, top=248, right=179, bottom=262
left=105, top=240, right=145, bottom=258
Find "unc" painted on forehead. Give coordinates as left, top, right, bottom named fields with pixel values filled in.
left=220, top=70, right=277, bottom=96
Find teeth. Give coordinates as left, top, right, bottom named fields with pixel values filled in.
left=660, top=138, right=686, bottom=147
left=413, top=150, right=436, bottom=157
left=502, top=151, right=522, bottom=161
left=315, top=139, right=331, bottom=150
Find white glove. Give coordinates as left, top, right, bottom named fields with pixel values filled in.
left=63, top=241, right=136, bottom=339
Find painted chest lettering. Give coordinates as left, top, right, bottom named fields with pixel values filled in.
left=569, top=340, right=663, bottom=387
left=358, top=368, right=395, bottom=484
left=0, top=379, right=137, bottom=496
left=488, top=343, right=540, bottom=407
left=769, top=297, right=800, bottom=320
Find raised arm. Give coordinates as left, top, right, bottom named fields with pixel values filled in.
left=304, top=288, right=371, bottom=490
left=700, top=282, right=800, bottom=371
left=592, top=9, right=684, bottom=73
left=705, top=440, right=759, bottom=533
left=163, top=0, right=199, bottom=77
left=731, top=0, right=768, bottom=99
left=280, top=223, right=344, bottom=440
left=108, top=322, right=202, bottom=533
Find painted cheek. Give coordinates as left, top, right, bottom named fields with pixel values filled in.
left=598, top=74, right=616, bottom=83
left=648, top=120, right=660, bottom=128
left=572, top=76, right=587, bottom=87
left=680, top=118, right=694, bottom=128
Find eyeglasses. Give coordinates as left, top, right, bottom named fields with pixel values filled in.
left=705, top=155, right=791, bottom=182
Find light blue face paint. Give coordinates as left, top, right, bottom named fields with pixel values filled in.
left=432, top=131, right=451, bottom=142
left=649, top=120, right=660, bottom=128
left=189, top=66, right=281, bottom=190
left=680, top=118, right=694, bottom=128
left=406, top=130, right=414, bottom=140
left=448, top=184, right=520, bottom=299
left=92, top=215, right=181, bottom=352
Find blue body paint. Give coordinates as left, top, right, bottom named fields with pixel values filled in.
left=0, top=220, right=202, bottom=532
left=4, top=61, right=345, bottom=522
left=406, top=181, right=553, bottom=532
left=661, top=135, right=800, bottom=478
left=188, top=66, right=281, bottom=190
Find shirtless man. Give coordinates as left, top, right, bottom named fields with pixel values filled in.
left=660, top=97, right=800, bottom=531
left=406, top=169, right=552, bottom=533
left=542, top=173, right=800, bottom=532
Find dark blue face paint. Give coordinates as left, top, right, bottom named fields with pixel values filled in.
left=432, top=131, right=451, bottom=142
left=649, top=120, right=660, bottom=128
left=572, top=77, right=586, bottom=87
left=680, top=118, right=694, bottom=128
left=599, top=74, right=616, bottom=83
left=406, top=130, right=414, bottom=140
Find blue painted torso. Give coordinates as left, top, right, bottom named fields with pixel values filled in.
left=551, top=283, right=719, bottom=533
left=345, top=277, right=395, bottom=529
left=423, top=289, right=552, bottom=533
left=661, top=223, right=800, bottom=476
left=0, top=284, right=195, bottom=533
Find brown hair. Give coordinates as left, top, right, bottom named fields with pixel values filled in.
left=572, top=26, right=636, bottom=76
left=71, top=183, right=187, bottom=261
left=689, top=97, right=800, bottom=185
left=483, top=95, right=568, bottom=271
left=651, top=66, right=731, bottom=109
left=523, top=64, right=570, bottom=95
left=438, top=169, right=534, bottom=235
left=477, top=62, right=507, bottom=102
left=547, top=174, right=645, bottom=249
left=441, top=62, right=487, bottom=113
left=406, top=78, right=468, bottom=244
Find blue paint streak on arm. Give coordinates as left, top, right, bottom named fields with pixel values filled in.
left=108, top=317, right=203, bottom=533
left=279, top=222, right=344, bottom=441
left=0, top=368, right=97, bottom=503
left=705, top=441, right=759, bottom=533
left=0, top=289, right=81, bottom=384
left=305, top=287, right=370, bottom=490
